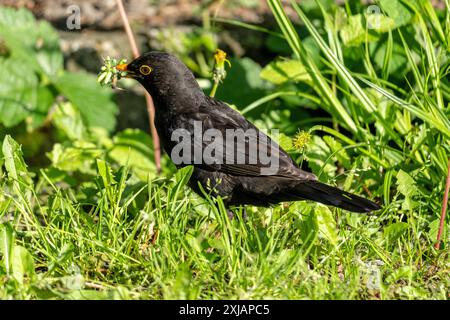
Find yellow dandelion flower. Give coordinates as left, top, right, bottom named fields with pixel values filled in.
left=292, top=130, right=311, bottom=151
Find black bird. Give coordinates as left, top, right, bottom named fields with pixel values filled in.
left=116, top=52, right=380, bottom=213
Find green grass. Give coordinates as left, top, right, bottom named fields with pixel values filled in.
left=0, top=160, right=448, bottom=299
left=1, top=0, right=450, bottom=299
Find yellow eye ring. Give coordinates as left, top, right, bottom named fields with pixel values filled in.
left=139, top=65, right=152, bottom=75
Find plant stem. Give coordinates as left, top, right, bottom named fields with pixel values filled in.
left=116, top=0, right=161, bottom=174
left=210, top=80, right=219, bottom=98
left=116, top=0, right=139, bottom=58
left=435, top=158, right=450, bottom=249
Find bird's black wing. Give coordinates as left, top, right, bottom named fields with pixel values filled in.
left=190, top=97, right=316, bottom=180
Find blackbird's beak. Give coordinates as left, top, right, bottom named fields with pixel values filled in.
left=116, top=63, right=136, bottom=78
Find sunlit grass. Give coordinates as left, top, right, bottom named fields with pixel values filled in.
left=1, top=0, right=450, bottom=300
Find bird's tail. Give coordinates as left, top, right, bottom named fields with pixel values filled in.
left=290, top=181, right=380, bottom=213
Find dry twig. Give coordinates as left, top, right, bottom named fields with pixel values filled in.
left=435, top=159, right=450, bottom=249
left=116, top=0, right=161, bottom=173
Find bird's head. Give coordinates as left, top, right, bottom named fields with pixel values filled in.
left=116, top=52, right=202, bottom=104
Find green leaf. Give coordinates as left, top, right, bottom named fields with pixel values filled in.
left=315, top=204, right=338, bottom=247
left=172, top=165, right=194, bottom=188
left=384, top=222, right=409, bottom=243
left=365, top=12, right=396, bottom=33
left=47, top=142, right=102, bottom=174
left=108, top=129, right=156, bottom=181
left=168, top=165, right=194, bottom=211
left=378, top=0, right=413, bottom=28
left=2, top=135, right=32, bottom=187
left=323, top=135, right=351, bottom=169
left=260, top=59, right=311, bottom=85
left=386, top=265, right=415, bottom=284
left=0, top=96, right=29, bottom=128
left=55, top=72, right=118, bottom=131
left=398, top=286, right=428, bottom=299
left=0, top=57, right=55, bottom=128
left=396, top=170, right=418, bottom=210
left=215, top=57, right=270, bottom=108
left=29, top=86, right=55, bottom=129
left=362, top=88, right=396, bottom=138
left=96, top=159, right=116, bottom=189
left=52, top=102, right=86, bottom=141
left=0, top=223, right=14, bottom=275
left=306, top=135, right=337, bottom=180
left=11, top=245, right=35, bottom=284
left=265, top=34, right=292, bottom=55
left=41, top=167, right=77, bottom=186
left=296, top=202, right=318, bottom=248
left=0, top=7, right=63, bottom=78
left=0, top=58, right=38, bottom=127
left=277, top=133, right=294, bottom=152
left=163, top=263, right=198, bottom=299
left=428, top=218, right=446, bottom=244
left=340, top=14, right=378, bottom=47
left=371, top=41, right=408, bottom=77
left=64, top=289, right=122, bottom=300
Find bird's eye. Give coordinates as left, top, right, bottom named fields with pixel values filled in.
left=139, top=65, right=152, bottom=75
